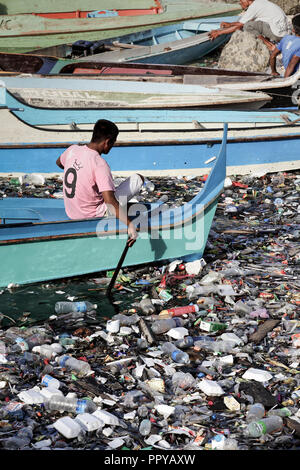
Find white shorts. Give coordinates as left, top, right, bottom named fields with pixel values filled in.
left=115, top=173, right=144, bottom=206
left=104, top=173, right=144, bottom=216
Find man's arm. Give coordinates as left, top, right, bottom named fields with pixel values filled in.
left=270, top=47, right=281, bottom=76
left=208, top=22, right=243, bottom=41
left=102, top=190, right=138, bottom=247
left=220, top=21, right=242, bottom=28
left=56, top=156, right=64, bottom=169
left=284, top=54, right=300, bottom=78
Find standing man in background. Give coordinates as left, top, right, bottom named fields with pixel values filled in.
left=209, top=0, right=289, bottom=51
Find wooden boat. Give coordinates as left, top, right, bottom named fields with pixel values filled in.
left=0, top=53, right=269, bottom=80
left=0, top=1, right=240, bottom=54
left=0, top=76, right=272, bottom=115
left=198, top=69, right=300, bottom=108
left=0, top=125, right=227, bottom=287
left=27, top=16, right=239, bottom=64
left=24, top=3, right=164, bottom=19
left=0, top=0, right=164, bottom=15
left=0, top=101, right=299, bottom=177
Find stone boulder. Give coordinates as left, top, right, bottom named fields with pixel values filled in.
left=217, top=30, right=270, bottom=72
left=271, top=0, right=300, bottom=16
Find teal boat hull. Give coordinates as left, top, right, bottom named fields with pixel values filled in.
left=0, top=126, right=227, bottom=287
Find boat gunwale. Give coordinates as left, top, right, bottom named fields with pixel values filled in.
left=1, top=126, right=300, bottom=149
left=0, top=9, right=242, bottom=39
left=0, top=191, right=222, bottom=246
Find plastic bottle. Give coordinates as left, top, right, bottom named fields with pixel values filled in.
left=139, top=419, right=152, bottom=436
left=267, top=408, right=291, bottom=418
left=56, top=355, right=92, bottom=376
left=194, top=338, right=233, bottom=353
left=112, top=313, right=140, bottom=326
left=199, top=271, right=222, bottom=285
left=26, top=333, right=51, bottom=349
left=245, top=416, right=283, bottom=437
left=32, top=344, right=57, bottom=359
left=143, top=178, right=155, bottom=192
left=151, top=318, right=184, bottom=335
left=139, top=298, right=156, bottom=314
left=186, top=285, right=216, bottom=299
left=44, top=396, right=97, bottom=414
left=233, top=300, right=253, bottom=314
left=5, top=328, right=29, bottom=352
left=172, top=371, right=196, bottom=390
left=175, top=336, right=194, bottom=349
left=19, top=173, right=45, bottom=186
left=246, top=403, right=265, bottom=422
left=41, top=375, right=61, bottom=389
left=159, top=304, right=199, bottom=318
left=161, top=342, right=190, bottom=364
left=54, top=301, right=97, bottom=314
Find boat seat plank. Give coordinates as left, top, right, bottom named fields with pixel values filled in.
left=112, top=41, right=144, bottom=49
left=0, top=206, right=70, bottom=224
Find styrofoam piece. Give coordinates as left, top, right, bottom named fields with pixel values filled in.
left=124, top=411, right=136, bottom=420
left=18, top=388, right=45, bottom=404
left=219, top=355, right=234, bottom=365
left=166, top=327, right=189, bottom=339
left=119, top=326, right=132, bottom=336
left=75, top=413, right=104, bottom=432
left=108, top=438, right=125, bottom=449
left=185, top=258, right=206, bottom=275
left=53, top=416, right=82, bottom=439
left=106, top=319, right=120, bottom=334
left=154, top=404, right=175, bottom=418
left=144, top=434, right=162, bottom=445
left=92, top=409, right=120, bottom=426
left=242, top=368, right=273, bottom=382
left=0, top=354, right=8, bottom=364
left=198, top=379, right=225, bottom=396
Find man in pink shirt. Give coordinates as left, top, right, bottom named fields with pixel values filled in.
left=56, top=119, right=144, bottom=246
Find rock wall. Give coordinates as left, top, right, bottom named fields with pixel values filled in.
left=208, top=0, right=300, bottom=15
left=271, top=0, right=300, bottom=15
left=217, top=30, right=270, bottom=72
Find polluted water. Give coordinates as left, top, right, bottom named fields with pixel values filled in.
left=0, top=169, right=299, bottom=453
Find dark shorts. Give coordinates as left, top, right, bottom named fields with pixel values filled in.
left=243, top=20, right=283, bottom=42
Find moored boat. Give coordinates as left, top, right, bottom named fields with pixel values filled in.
left=0, top=101, right=299, bottom=177
left=0, top=1, right=240, bottom=53
left=26, top=16, right=239, bottom=64
left=0, top=125, right=228, bottom=287
left=0, top=76, right=272, bottom=113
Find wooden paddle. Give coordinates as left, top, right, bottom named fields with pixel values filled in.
left=106, top=238, right=131, bottom=297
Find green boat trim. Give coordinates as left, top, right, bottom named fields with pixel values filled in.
left=0, top=0, right=160, bottom=15
left=0, top=1, right=241, bottom=53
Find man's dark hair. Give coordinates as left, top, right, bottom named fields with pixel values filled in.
left=91, top=119, right=119, bottom=143
left=292, top=14, right=300, bottom=35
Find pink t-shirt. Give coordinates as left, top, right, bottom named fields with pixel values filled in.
left=60, top=144, right=115, bottom=219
